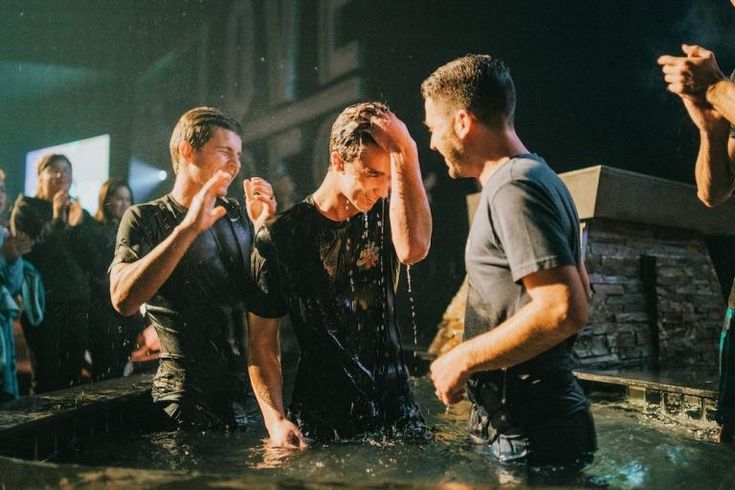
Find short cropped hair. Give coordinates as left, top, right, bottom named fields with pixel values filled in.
left=421, top=54, right=516, bottom=128
left=169, top=107, right=243, bottom=174
left=329, top=102, right=389, bottom=164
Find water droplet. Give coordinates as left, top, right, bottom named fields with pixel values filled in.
left=406, top=265, right=419, bottom=350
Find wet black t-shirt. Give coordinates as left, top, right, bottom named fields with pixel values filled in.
left=250, top=196, right=423, bottom=440
left=113, top=194, right=256, bottom=409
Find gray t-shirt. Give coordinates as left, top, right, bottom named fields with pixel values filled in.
left=464, top=154, right=588, bottom=426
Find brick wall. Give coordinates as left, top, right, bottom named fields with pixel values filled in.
left=576, top=218, right=722, bottom=368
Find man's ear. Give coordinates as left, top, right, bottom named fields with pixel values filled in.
left=454, top=109, right=472, bottom=140
left=179, top=140, right=194, bottom=164
left=330, top=151, right=345, bottom=172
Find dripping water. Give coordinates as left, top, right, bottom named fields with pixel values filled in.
left=406, top=264, right=419, bottom=355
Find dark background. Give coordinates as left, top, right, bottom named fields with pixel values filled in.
left=2, top=0, right=735, bottom=345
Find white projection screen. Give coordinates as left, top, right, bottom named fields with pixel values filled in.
left=25, top=134, right=110, bottom=214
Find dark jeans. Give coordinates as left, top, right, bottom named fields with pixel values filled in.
left=471, top=404, right=597, bottom=468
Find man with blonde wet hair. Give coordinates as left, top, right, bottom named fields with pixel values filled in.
left=110, top=107, right=276, bottom=428
left=247, top=102, right=432, bottom=446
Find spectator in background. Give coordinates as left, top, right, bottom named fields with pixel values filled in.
left=11, top=154, right=97, bottom=393
left=88, top=179, right=143, bottom=380
left=0, top=169, right=33, bottom=400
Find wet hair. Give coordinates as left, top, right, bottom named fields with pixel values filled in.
left=421, top=54, right=516, bottom=128
left=329, top=101, right=389, bottom=164
left=36, top=153, right=72, bottom=175
left=169, top=106, right=243, bottom=174
left=95, top=178, right=133, bottom=222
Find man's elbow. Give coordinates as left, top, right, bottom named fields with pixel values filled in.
left=548, top=299, right=588, bottom=337
left=698, top=189, right=730, bottom=208
left=396, top=235, right=431, bottom=265
left=111, top=289, right=138, bottom=317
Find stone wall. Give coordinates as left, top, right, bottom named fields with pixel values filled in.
left=576, top=218, right=722, bottom=368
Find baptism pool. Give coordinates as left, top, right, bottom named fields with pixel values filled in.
left=2, top=374, right=731, bottom=489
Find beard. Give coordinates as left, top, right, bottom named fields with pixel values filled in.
left=444, top=138, right=469, bottom=179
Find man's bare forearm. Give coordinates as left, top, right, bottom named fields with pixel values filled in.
left=694, top=128, right=735, bottom=207
left=453, top=267, right=587, bottom=375
left=708, top=79, right=735, bottom=126
left=389, top=143, right=432, bottom=265
left=247, top=315, right=288, bottom=428
left=110, top=224, right=198, bottom=316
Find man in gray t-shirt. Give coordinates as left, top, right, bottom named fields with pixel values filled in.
left=422, top=54, right=595, bottom=467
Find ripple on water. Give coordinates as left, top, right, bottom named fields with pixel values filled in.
left=59, top=377, right=735, bottom=489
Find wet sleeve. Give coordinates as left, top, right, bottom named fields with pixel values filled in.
left=248, top=226, right=289, bottom=318
left=110, top=206, right=149, bottom=270
left=490, top=181, right=576, bottom=283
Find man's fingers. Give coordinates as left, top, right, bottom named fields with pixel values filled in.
left=210, top=205, right=227, bottom=222
left=293, top=430, right=309, bottom=449
left=243, top=178, right=254, bottom=199
left=202, top=170, right=232, bottom=198
left=682, top=43, right=710, bottom=58
left=657, top=55, right=681, bottom=66
left=660, top=64, right=682, bottom=75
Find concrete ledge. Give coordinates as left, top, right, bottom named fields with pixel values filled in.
left=0, top=374, right=154, bottom=460
left=561, top=165, right=735, bottom=235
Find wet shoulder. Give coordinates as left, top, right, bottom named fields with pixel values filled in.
left=488, top=155, right=565, bottom=198
left=255, top=201, right=315, bottom=252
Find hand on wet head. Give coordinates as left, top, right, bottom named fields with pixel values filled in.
left=368, top=110, right=417, bottom=156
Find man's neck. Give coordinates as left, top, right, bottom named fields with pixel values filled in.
left=170, top=175, right=197, bottom=208
left=476, top=128, right=529, bottom=187
left=311, top=173, right=359, bottom=222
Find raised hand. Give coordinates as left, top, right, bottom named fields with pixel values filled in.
left=658, top=44, right=726, bottom=100
left=52, top=190, right=70, bottom=222
left=67, top=200, right=84, bottom=227
left=244, top=177, right=277, bottom=230
left=1, top=231, right=33, bottom=262
left=180, top=170, right=232, bottom=234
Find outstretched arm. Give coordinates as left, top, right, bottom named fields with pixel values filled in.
left=110, top=171, right=231, bottom=316
left=247, top=313, right=308, bottom=449
left=658, top=44, right=735, bottom=206
left=370, top=111, right=432, bottom=264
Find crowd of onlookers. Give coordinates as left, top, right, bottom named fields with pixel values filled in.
left=0, top=156, right=160, bottom=402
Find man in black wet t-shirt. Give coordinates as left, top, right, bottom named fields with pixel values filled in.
left=247, top=102, right=432, bottom=446
left=423, top=55, right=596, bottom=467
left=110, top=107, right=276, bottom=428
